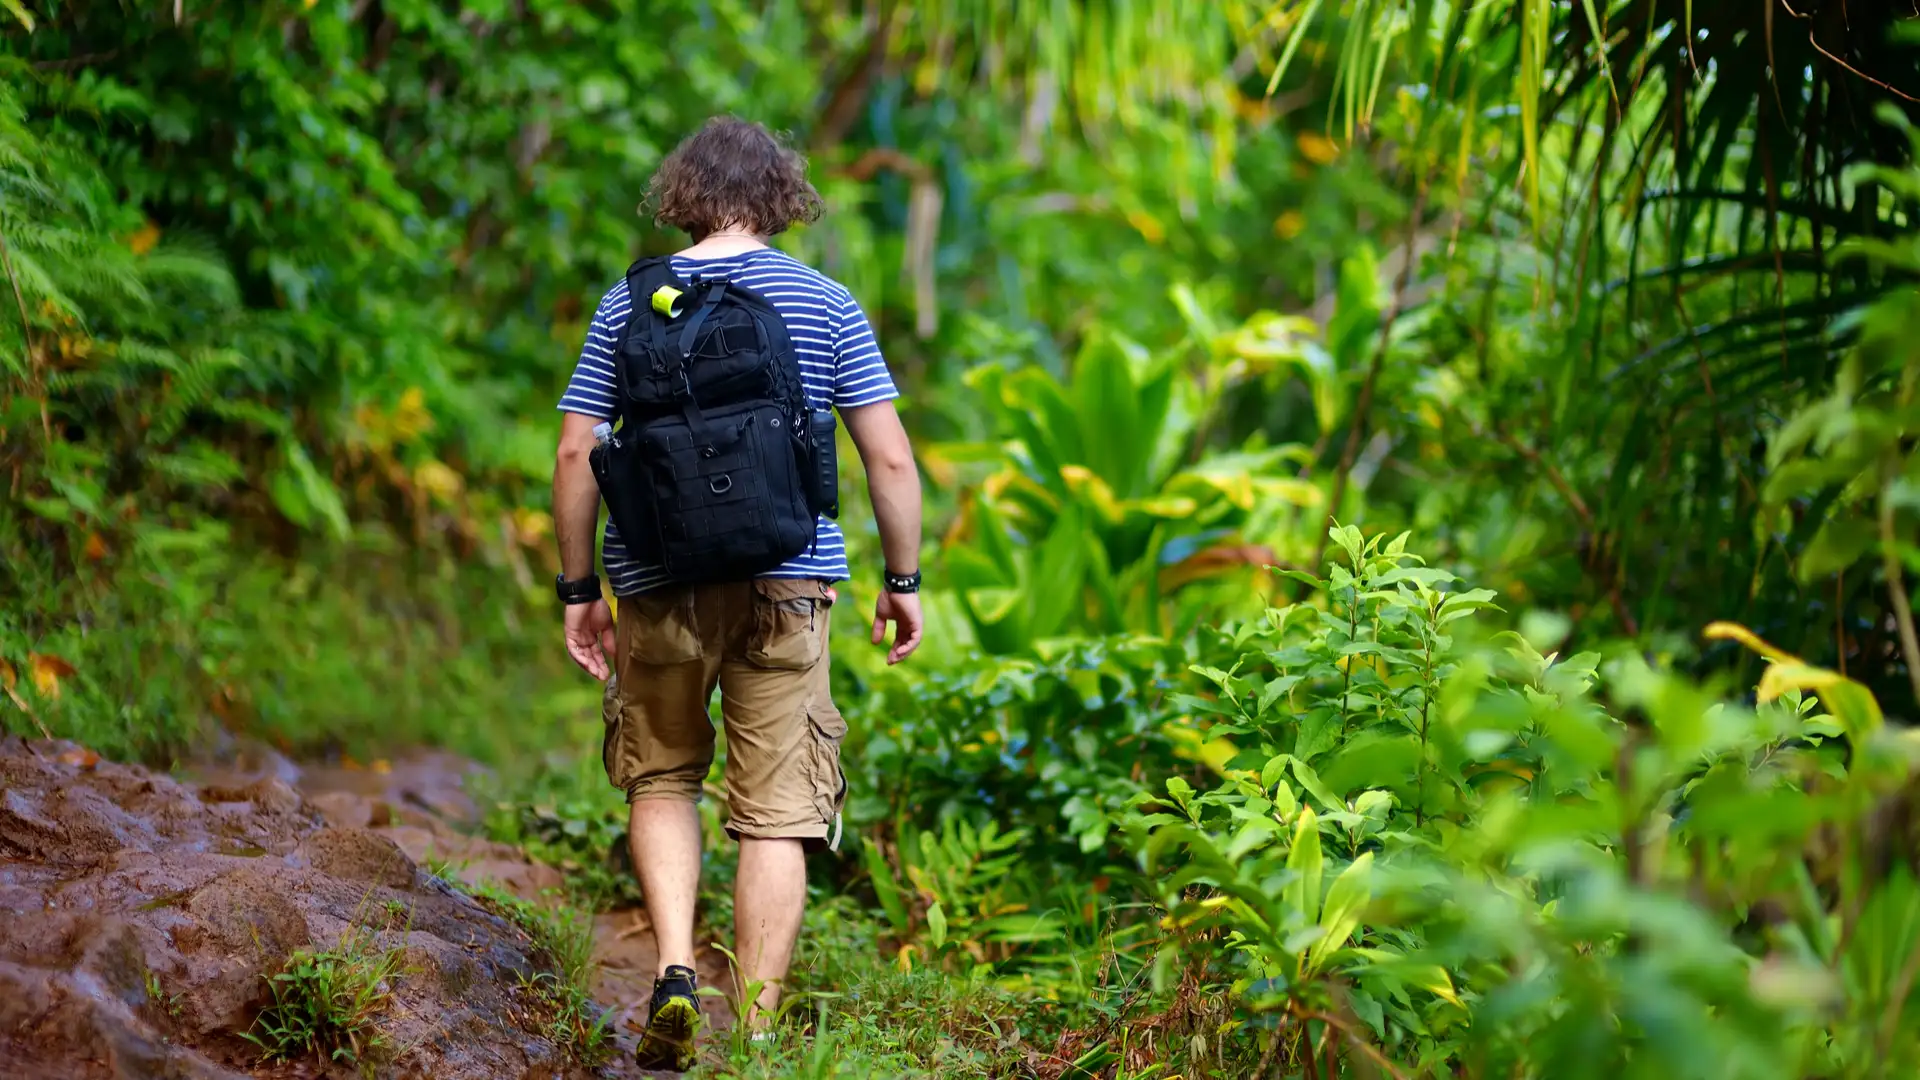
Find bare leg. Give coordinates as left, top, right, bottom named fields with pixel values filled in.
left=629, top=798, right=702, bottom=975
left=733, top=837, right=807, bottom=1027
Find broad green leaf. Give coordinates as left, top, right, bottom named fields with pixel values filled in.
left=1226, top=816, right=1285, bottom=861
left=1371, top=565, right=1455, bottom=588
left=1291, top=758, right=1344, bottom=810
left=862, top=838, right=910, bottom=935
left=269, top=442, right=350, bottom=540
left=1260, top=753, right=1292, bottom=794
left=1331, top=524, right=1364, bottom=566
left=1165, top=775, right=1196, bottom=811
left=1258, top=674, right=1303, bottom=716
left=1283, top=806, right=1324, bottom=926
left=1798, top=516, right=1878, bottom=580
left=1294, top=708, right=1342, bottom=762
left=1350, top=950, right=1463, bottom=1006
left=1439, top=588, right=1500, bottom=613
left=1758, top=662, right=1884, bottom=741
left=1307, top=852, right=1373, bottom=976
left=926, top=901, right=948, bottom=951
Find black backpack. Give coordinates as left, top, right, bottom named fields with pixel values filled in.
left=589, top=256, right=838, bottom=584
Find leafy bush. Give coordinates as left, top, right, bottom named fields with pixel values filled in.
left=481, top=754, right=641, bottom=909
left=832, top=525, right=1920, bottom=1077
left=939, top=310, right=1323, bottom=651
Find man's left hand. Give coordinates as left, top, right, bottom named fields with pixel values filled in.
left=565, top=599, right=616, bottom=681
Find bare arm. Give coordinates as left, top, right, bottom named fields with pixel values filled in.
left=554, top=413, right=603, bottom=579
left=842, top=401, right=923, bottom=663
left=842, top=401, right=922, bottom=574
left=553, top=412, right=614, bottom=679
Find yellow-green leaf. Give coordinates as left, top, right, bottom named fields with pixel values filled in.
left=1283, top=806, right=1324, bottom=928
left=1307, top=852, right=1373, bottom=976
left=1702, top=621, right=1791, bottom=663
left=926, top=901, right=948, bottom=951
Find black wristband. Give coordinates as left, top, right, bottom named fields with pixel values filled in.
left=883, top=569, right=921, bottom=594
left=555, top=574, right=602, bottom=605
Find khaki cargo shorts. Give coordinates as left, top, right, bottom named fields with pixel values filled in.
left=601, top=578, right=846, bottom=851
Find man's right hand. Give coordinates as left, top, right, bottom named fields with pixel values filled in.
left=872, top=590, right=923, bottom=665
left=565, top=598, right=616, bottom=681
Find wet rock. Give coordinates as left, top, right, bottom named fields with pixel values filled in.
left=50, top=784, right=161, bottom=857
left=307, top=790, right=374, bottom=829
left=196, top=776, right=302, bottom=816
left=1, top=788, right=67, bottom=858
left=297, top=827, right=419, bottom=891
left=0, top=738, right=603, bottom=1079
left=173, top=869, right=313, bottom=1034
left=70, top=918, right=154, bottom=1010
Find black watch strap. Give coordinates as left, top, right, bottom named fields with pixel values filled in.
left=883, top=569, right=921, bottom=594
left=556, top=573, right=603, bottom=605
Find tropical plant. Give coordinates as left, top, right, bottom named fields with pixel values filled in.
left=1760, top=106, right=1920, bottom=707
left=1107, top=528, right=1920, bottom=1077
left=939, top=295, right=1326, bottom=652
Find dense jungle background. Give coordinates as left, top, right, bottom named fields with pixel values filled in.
left=5, top=1, right=1920, bottom=1077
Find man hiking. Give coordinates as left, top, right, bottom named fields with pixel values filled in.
left=548, top=116, right=925, bottom=1069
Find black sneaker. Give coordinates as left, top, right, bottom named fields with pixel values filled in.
left=635, top=964, right=701, bottom=1071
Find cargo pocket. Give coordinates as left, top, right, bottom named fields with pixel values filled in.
left=600, top=673, right=630, bottom=793
left=806, top=701, right=849, bottom=829
left=745, top=579, right=830, bottom=671
left=624, top=587, right=702, bottom=664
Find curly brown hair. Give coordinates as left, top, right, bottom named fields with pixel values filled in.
left=645, top=117, right=823, bottom=240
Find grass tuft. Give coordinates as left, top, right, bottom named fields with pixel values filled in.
left=241, top=923, right=404, bottom=1067
left=461, top=877, right=613, bottom=1064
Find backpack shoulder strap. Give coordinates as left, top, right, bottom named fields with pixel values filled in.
left=623, top=257, right=682, bottom=316
left=613, top=257, right=682, bottom=412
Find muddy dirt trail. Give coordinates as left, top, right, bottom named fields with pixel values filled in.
left=0, top=736, right=730, bottom=1079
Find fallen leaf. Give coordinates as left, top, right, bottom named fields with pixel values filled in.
left=1160, top=543, right=1280, bottom=592
left=413, top=460, right=465, bottom=504
left=127, top=222, right=161, bottom=256
left=511, top=507, right=553, bottom=547
left=390, top=387, right=435, bottom=441
left=1297, top=131, right=1340, bottom=165
left=28, top=653, right=76, bottom=700
left=1124, top=208, right=1166, bottom=245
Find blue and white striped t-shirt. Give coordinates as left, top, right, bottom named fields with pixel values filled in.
left=558, top=247, right=898, bottom=596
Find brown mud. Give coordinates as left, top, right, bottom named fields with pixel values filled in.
left=0, top=737, right=729, bottom=1079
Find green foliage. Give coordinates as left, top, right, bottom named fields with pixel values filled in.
left=0, top=56, right=591, bottom=761
left=481, top=754, right=640, bottom=909
left=8, top=4, right=1920, bottom=1076
left=861, top=815, right=1062, bottom=969
left=242, top=924, right=405, bottom=1068
left=703, top=893, right=1092, bottom=1078
left=940, top=301, right=1323, bottom=651
left=455, top=877, right=612, bottom=1064
left=833, top=528, right=1920, bottom=1077
left=141, top=968, right=185, bottom=1023
left=1758, top=116, right=1920, bottom=703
